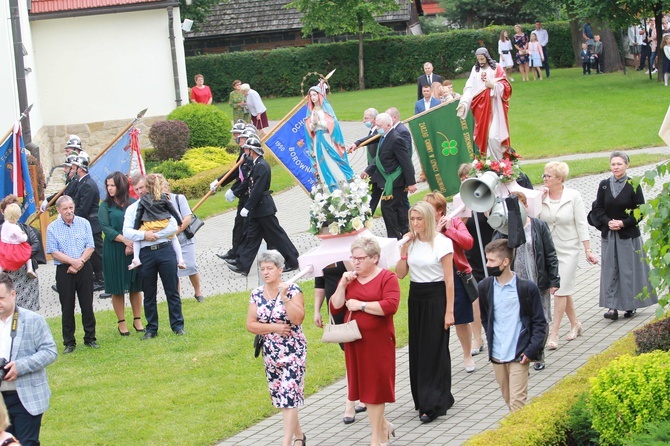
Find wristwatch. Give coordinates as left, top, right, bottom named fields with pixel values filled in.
left=361, top=302, right=367, bottom=312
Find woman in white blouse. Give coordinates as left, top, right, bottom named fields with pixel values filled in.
left=396, top=201, right=455, bottom=424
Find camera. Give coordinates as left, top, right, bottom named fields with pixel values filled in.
left=0, top=358, right=8, bottom=381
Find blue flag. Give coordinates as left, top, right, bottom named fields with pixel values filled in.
left=0, top=124, right=36, bottom=223
left=88, top=130, right=133, bottom=200
left=264, top=104, right=317, bottom=193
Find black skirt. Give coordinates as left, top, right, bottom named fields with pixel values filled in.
left=408, top=281, right=455, bottom=420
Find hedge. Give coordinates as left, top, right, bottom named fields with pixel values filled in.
left=186, top=22, right=573, bottom=100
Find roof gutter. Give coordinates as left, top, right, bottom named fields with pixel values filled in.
left=167, top=6, right=182, bottom=107
left=10, top=0, right=31, bottom=143
left=29, top=0, right=179, bottom=21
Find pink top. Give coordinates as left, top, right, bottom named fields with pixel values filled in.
left=1, top=222, right=27, bottom=244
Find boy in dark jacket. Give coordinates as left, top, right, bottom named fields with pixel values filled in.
left=478, top=239, right=547, bottom=412
left=580, top=43, right=592, bottom=75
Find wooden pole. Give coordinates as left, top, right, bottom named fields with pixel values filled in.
left=0, top=104, right=32, bottom=146
left=28, top=108, right=147, bottom=225
left=191, top=157, right=244, bottom=212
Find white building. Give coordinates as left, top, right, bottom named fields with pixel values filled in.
left=1, top=0, right=189, bottom=175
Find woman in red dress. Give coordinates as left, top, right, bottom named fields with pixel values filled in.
left=331, top=237, right=400, bottom=446
left=189, top=74, right=213, bottom=105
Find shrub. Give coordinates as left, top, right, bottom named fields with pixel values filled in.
left=181, top=147, right=237, bottom=174
left=186, top=22, right=573, bottom=99
left=142, top=148, right=159, bottom=163
left=225, top=141, right=240, bottom=155
left=588, top=351, right=670, bottom=446
left=168, top=165, right=230, bottom=199
left=634, top=316, right=670, bottom=354
left=151, top=159, right=193, bottom=180
left=167, top=103, right=231, bottom=148
left=624, top=419, right=670, bottom=445
left=564, top=392, right=599, bottom=446
left=148, top=120, right=190, bottom=161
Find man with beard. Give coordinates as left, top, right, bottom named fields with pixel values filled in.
left=457, top=48, right=512, bottom=161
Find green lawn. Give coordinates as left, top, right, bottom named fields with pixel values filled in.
left=217, top=67, right=669, bottom=159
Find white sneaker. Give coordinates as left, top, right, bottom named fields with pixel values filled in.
left=652, top=68, right=658, bottom=74
left=510, top=77, right=515, bottom=82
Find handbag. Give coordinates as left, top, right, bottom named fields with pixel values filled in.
left=253, top=292, right=280, bottom=358
left=457, top=270, right=479, bottom=303
left=587, top=199, right=603, bottom=231
left=176, top=195, right=204, bottom=239
left=322, top=307, right=362, bottom=344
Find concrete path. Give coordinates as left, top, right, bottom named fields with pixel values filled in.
left=37, top=122, right=669, bottom=445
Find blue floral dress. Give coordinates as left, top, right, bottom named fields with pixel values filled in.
left=251, top=283, right=307, bottom=408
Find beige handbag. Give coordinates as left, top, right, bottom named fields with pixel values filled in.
left=321, top=307, right=362, bottom=344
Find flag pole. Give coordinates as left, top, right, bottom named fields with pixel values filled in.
left=348, top=97, right=460, bottom=153
left=28, top=108, right=147, bottom=225
left=191, top=157, right=244, bottom=212
left=0, top=104, right=33, bottom=145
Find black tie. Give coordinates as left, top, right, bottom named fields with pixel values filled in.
left=428, top=75, right=432, bottom=84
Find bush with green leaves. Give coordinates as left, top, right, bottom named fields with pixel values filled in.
left=168, top=165, right=229, bottom=199
left=148, top=120, right=190, bottom=161
left=181, top=146, right=237, bottom=174
left=564, top=392, right=599, bottom=446
left=588, top=351, right=670, bottom=445
left=186, top=22, right=573, bottom=99
left=150, top=159, right=193, bottom=180
left=634, top=316, right=670, bottom=354
left=624, top=419, right=670, bottom=445
left=167, top=103, right=231, bottom=148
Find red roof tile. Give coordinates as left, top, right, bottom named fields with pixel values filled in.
left=422, top=3, right=445, bottom=15
left=30, top=0, right=163, bottom=14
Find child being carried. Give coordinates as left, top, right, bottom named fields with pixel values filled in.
left=0, top=203, right=37, bottom=278
left=129, top=174, right=186, bottom=270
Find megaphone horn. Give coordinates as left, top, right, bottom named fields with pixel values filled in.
left=459, top=171, right=499, bottom=213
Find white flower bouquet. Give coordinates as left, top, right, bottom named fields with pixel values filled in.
left=309, top=178, right=373, bottom=236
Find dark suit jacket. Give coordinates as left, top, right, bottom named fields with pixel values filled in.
left=417, top=73, right=443, bottom=99
left=593, top=177, right=644, bottom=240
left=355, top=130, right=383, bottom=187
left=244, top=156, right=277, bottom=218
left=366, top=127, right=415, bottom=190
left=74, top=174, right=101, bottom=233
left=221, top=150, right=253, bottom=198
left=414, top=97, right=442, bottom=115
left=395, top=122, right=412, bottom=153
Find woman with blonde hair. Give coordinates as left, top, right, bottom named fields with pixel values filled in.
left=0, top=398, right=19, bottom=445
left=539, top=162, right=598, bottom=349
left=396, top=201, right=455, bottom=423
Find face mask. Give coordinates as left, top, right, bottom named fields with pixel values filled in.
left=487, top=263, right=504, bottom=277
left=377, top=128, right=386, bottom=136
left=364, top=121, right=372, bottom=128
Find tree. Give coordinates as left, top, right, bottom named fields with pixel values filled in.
left=439, top=0, right=561, bottom=28
left=288, top=0, right=400, bottom=90
left=179, top=0, right=224, bottom=31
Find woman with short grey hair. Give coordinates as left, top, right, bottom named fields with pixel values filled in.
left=246, top=250, right=307, bottom=446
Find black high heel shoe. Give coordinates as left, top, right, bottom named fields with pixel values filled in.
left=133, top=317, right=145, bottom=333
left=292, top=434, right=306, bottom=445
left=118, top=320, right=130, bottom=337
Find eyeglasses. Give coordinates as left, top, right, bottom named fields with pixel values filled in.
left=542, top=174, right=554, bottom=179
left=349, top=256, right=369, bottom=263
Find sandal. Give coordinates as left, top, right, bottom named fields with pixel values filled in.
left=292, top=434, right=306, bottom=445
left=566, top=323, right=582, bottom=341
left=117, top=320, right=130, bottom=337
left=133, top=317, right=145, bottom=333
left=546, top=338, right=559, bottom=350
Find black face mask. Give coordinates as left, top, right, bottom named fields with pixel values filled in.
left=487, top=263, right=505, bottom=277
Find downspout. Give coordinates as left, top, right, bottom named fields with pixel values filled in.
left=10, top=0, right=32, bottom=143
left=167, top=6, right=182, bottom=107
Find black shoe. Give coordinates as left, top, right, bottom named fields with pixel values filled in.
left=174, top=329, right=186, bottom=336
left=195, top=295, right=205, bottom=303
left=118, top=320, right=130, bottom=337
left=84, top=341, right=100, bottom=349
left=284, top=264, right=299, bottom=273
left=99, top=293, right=112, bottom=299
left=604, top=309, right=619, bottom=321
left=141, top=332, right=157, bottom=340
left=624, top=309, right=636, bottom=318
left=51, top=284, right=58, bottom=292
left=225, top=258, right=238, bottom=266
left=133, top=317, right=145, bottom=333
left=420, top=414, right=433, bottom=423
left=534, top=362, right=546, bottom=371
left=354, top=405, right=367, bottom=414
left=93, top=282, right=105, bottom=291
left=343, top=416, right=355, bottom=425
left=227, top=264, right=248, bottom=276
left=63, top=345, right=75, bottom=354
left=216, top=252, right=235, bottom=261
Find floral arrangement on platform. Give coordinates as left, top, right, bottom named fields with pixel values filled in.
left=470, top=153, right=521, bottom=183
left=309, top=178, right=373, bottom=236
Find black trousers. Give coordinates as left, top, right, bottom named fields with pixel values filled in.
left=369, top=183, right=383, bottom=216
left=139, top=242, right=184, bottom=334
left=236, top=214, right=299, bottom=274
left=56, top=262, right=96, bottom=346
left=542, top=46, right=550, bottom=77
left=639, top=45, right=650, bottom=70
left=91, top=231, right=104, bottom=283
left=229, top=196, right=249, bottom=256
left=4, top=391, right=42, bottom=446
left=381, top=187, right=409, bottom=240
left=582, top=62, right=591, bottom=74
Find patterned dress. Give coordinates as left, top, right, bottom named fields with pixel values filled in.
left=251, top=283, right=307, bottom=409
left=513, top=33, right=529, bottom=65
left=229, top=90, right=250, bottom=123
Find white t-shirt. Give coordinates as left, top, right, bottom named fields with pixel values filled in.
left=407, top=233, right=454, bottom=283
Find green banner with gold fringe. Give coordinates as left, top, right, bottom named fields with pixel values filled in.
left=408, top=101, right=480, bottom=196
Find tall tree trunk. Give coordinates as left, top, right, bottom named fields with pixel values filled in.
left=358, top=19, right=365, bottom=90
left=595, top=25, right=622, bottom=73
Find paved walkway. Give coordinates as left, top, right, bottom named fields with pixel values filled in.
left=37, top=122, right=669, bottom=445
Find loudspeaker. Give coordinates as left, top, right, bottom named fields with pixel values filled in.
left=460, top=171, right=499, bottom=212
left=487, top=198, right=527, bottom=235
